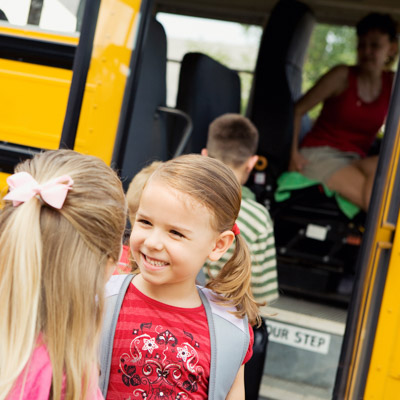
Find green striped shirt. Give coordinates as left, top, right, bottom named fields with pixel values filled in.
left=204, top=186, right=279, bottom=304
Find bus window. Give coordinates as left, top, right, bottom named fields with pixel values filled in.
left=303, top=22, right=397, bottom=121
left=303, top=23, right=356, bottom=121
left=156, top=12, right=263, bottom=113
left=0, top=0, right=85, bottom=33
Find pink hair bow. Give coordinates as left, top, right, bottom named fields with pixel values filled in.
left=3, top=172, right=74, bottom=209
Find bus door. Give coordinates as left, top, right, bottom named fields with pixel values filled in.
left=334, top=59, right=400, bottom=399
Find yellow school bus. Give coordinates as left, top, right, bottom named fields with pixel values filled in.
left=0, top=0, right=400, bottom=398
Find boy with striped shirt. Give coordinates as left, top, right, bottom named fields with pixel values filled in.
left=201, top=113, right=278, bottom=400
left=202, top=113, right=279, bottom=304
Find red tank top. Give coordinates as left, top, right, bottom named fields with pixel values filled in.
left=301, top=67, right=393, bottom=157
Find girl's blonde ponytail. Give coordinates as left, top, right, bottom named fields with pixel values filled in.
left=0, top=201, right=43, bottom=399
left=0, top=150, right=127, bottom=400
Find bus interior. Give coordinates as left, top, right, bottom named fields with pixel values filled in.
left=0, top=0, right=400, bottom=398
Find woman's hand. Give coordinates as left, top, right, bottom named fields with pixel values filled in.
left=289, top=149, right=308, bottom=172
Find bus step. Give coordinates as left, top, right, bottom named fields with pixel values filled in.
left=259, top=295, right=346, bottom=399
left=259, top=375, right=331, bottom=400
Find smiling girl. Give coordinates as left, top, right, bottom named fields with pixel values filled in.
left=103, top=154, right=260, bottom=400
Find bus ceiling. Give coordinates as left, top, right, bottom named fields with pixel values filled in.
left=153, top=0, right=400, bottom=27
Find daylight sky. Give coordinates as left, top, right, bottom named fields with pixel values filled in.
left=0, top=0, right=261, bottom=46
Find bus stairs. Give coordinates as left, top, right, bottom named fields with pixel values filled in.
left=258, top=295, right=346, bottom=400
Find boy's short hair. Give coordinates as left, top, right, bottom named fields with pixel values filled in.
left=206, top=113, right=259, bottom=168
left=356, top=12, right=398, bottom=42
left=126, top=161, right=162, bottom=225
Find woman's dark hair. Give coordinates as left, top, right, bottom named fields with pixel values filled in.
left=356, top=12, right=398, bottom=42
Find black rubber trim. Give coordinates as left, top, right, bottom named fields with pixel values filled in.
left=333, top=62, right=400, bottom=399
left=111, top=0, right=154, bottom=170
left=381, top=73, right=400, bottom=225
left=0, top=34, right=75, bottom=69
left=59, top=0, right=101, bottom=150
left=0, top=142, right=42, bottom=174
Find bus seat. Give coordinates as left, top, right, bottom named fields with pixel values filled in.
left=118, top=17, right=169, bottom=191
left=272, top=184, right=365, bottom=302
left=246, top=0, right=315, bottom=196
left=171, top=52, right=241, bottom=155
left=245, top=0, right=364, bottom=303
left=0, top=9, right=8, bottom=21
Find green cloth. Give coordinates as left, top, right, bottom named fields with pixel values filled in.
left=274, top=172, right=360, bottom=219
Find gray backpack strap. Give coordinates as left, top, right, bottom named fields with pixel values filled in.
left=99, top=274, right=134, bottom=397
left=198, top=287, right=250, bottom=400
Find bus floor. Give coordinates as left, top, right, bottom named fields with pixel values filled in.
left=258, top=294, right=347, bottom=400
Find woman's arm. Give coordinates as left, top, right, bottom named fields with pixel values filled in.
left=226, top=365, right=245, bottom=400
left=289, top=64, right=349, bottom=172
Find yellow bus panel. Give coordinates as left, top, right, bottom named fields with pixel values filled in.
left=0, top=59, right=72, bottom=150
left=74, top=0, right=142, bottom=164
left=363, top=223, right=400, bottom=399
left=363, top=123, right=400, bottom=399
left=0, top=25, right=79, bottom=46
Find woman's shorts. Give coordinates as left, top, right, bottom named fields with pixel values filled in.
left=299, top=146, right=361, bottom=184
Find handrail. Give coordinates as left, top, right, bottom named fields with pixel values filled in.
left=59, top=0, right=101, bottom=150
left=156, top=106, right=193, bottom=158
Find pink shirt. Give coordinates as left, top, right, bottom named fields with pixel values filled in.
left=8, top=344, right=104, bottom=399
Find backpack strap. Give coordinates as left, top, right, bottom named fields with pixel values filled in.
left=99, top=274, right=134, bottom=397
left=198, top=287, right=250, bottom=400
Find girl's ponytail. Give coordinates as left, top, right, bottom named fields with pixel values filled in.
left=206, top=234, right=261, bottom=327
left=0, top=200, right=43, bottom=399
left=0, top=150, right=127, bottom=400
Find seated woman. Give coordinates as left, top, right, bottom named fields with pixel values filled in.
left=289, top=12, right=398, bottom=211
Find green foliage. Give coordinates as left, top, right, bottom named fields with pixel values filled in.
left=170, top=20, right=359, bottom=118
left=303, top=24, right=356, bottom=119
left=304, top=24, right=356, bottom=91
left=239, top=72, right=253, bottom=114
left=196, top=23, right=358, bottom=116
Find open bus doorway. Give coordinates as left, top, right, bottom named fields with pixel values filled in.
left=156, top=7, right=367, bottom=306
left=154, top=4, right=399, bottom=398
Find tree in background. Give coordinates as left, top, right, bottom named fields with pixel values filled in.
left=303, top=24, right=356, bottom=119
left=163, top=16, right=362, bottom=116
left=234, top=22, right=358, bottom=116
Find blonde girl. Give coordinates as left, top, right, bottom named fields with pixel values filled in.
left=0, top=149, right=127, bottom=400
left=104, top=154, right=260, bottom=399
